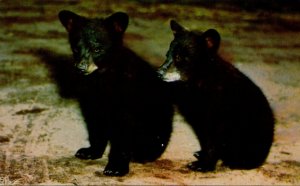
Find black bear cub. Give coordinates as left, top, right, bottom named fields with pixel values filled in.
left=58, top=10, right=173, bottom=176
left=159, top=20, right=274, bottom=172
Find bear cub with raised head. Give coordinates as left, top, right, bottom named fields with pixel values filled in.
left=58, top=10, right=173, bottom=176
left=159, top=20, right=274, bottom=172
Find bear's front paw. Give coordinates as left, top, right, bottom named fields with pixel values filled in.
left=75, top=147, right=102, bottom=160
left=193, top=150, right=205, bottom=160
left=187, top=160, right=215, bottom=172
left=103, top=163, right=129, bottom=177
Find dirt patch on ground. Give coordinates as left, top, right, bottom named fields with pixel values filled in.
left=0, top=1, right=300, bottom=185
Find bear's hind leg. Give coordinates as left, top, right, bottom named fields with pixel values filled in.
left=221, top=141, right=270, bottom=170
left=132, top=134, right=170, bottom=163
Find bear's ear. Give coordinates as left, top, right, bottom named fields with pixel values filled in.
left=202, top=29, right=221, bottom=53
left=58, top=10, right=82, bottom=32
left=104, top=12, right=129, bottom=34
left=170, top=20, right=187, bottom=37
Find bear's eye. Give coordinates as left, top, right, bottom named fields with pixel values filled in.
left=92, top=48, right=99, bottom=53
left=91, top=48, right=104, bottom=53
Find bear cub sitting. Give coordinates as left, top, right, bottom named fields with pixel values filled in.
left=58, top=10, right=173, bottom=176
left=159, top=20, right=274, bottom=172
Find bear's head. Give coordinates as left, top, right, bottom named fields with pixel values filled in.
left=160, top=20, right=221, bottom=79
left=58, top=10, right=129, bottom=75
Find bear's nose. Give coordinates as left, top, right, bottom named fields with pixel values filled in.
left=75, top=61, right=87, bottom=72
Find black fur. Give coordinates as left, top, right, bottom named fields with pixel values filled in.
left=58, top=10, right=173, bottom=176
left=159, top=20, right=274, bottom=172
